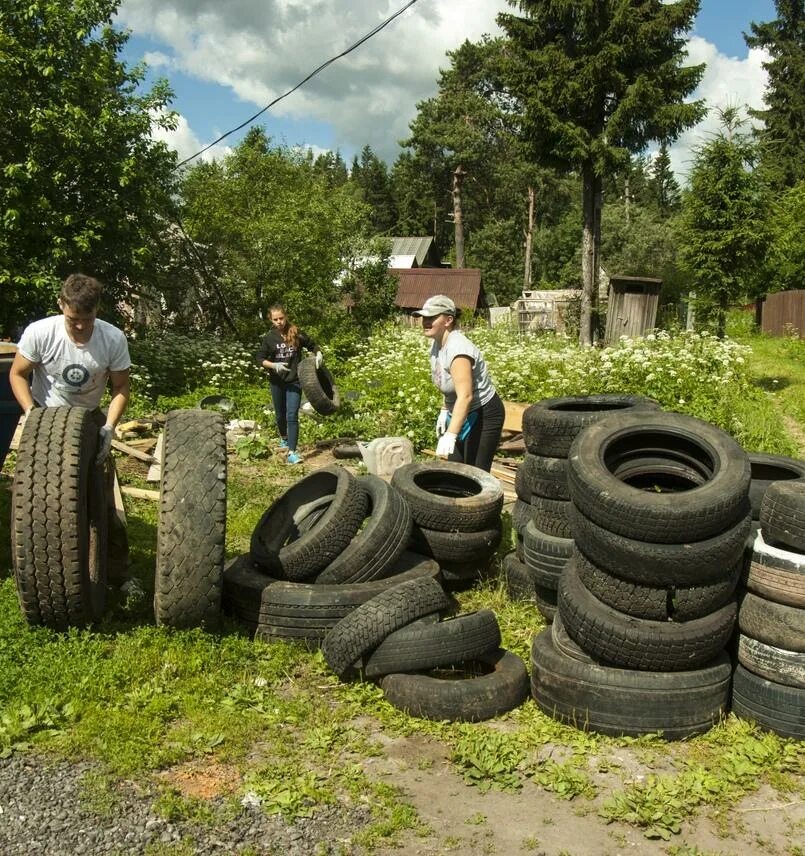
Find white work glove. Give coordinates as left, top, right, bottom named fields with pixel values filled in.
left=435, top=431, right=457, bottom=458
left=315, top=351, right=323, bottom=369
left=273, top=363, right=289, bottom=376
left=435, top=408, right=449, bottom=437
left=96, top=425, right=114, bottom=465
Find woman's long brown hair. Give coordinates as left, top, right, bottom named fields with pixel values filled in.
left=269, top=303, right=300, bottom=348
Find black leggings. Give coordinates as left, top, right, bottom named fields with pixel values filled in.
left=449, top=392, right=505, bottom=472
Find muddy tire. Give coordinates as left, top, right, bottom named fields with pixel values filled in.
left=737, top=634, right=805, bottom=689
left=567, top=411, right=751, bottom=543
left=154, top=409, right=227, bottom=628
left=391, top=461, right=503, bottom=532
left=745, top=528, right=805, bottom=607
left=12, top=406, right=107, bottom=629
left=298, top=355, right=340, bottom=415
left=250, top=465, right=368, bottom=580
left=380, top=648, right=529, bottom=722
left=531, top=626, right=731, bottom=739
left=738, top=592, right=805, bottom=652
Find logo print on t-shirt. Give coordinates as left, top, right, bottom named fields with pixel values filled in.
left=63, top=363, right=89, bottom=387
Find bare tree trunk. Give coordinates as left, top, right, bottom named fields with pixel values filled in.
left=580, top=164, right=596, bottom=346
left=592, top=177, right=603, bottom=342
left=523, top=186, right=535, bottom=291
left=624, top=174, right=631, bottom=226
left=686, top=292, right=696, bottom=331
left=452, top=165, right=466, bottom=269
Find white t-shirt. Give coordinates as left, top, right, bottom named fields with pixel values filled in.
left=17, top=315, right=131, bottom=409
left=429, top=329, right=496, bottom=411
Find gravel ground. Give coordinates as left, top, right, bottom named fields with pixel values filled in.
left=0, top=755, right=372, bottom=855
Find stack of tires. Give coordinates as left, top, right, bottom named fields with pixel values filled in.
left=225, top=465, right=420, bottom=644
left=733, top=480, right=805, bottom=739
left=391, top=461, right=505, bottom=588
left=531, top=411, right=751, bottom=739
left=503, top=394, right=660, bottom=622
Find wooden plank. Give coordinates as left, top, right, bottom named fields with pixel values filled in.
left=120, top=485, right=160, bottom=501
left=147, top=433, right=163, bottom=483
left=111, top=438, right=155, bottom=463
left=112, top=470, right=128, bottom=526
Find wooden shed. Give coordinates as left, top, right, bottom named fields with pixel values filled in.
left=604, top=275, right=662, bottom=343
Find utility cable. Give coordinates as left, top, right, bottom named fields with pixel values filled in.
left=175, top=0, right=421, bottom=168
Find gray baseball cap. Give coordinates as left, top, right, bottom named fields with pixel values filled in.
left=413, top=294, right=457, bottom=317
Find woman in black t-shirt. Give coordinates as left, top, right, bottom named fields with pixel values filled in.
left=255, top=304, right=321, bottom=464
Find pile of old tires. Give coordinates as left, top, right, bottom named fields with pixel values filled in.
left=531, top=410, right=751, bottom=739
left=734, top=480, right=805, bottom=739
left=224, top=461, right=527, bottom=721
left=503, top=394, right=660, bottom=622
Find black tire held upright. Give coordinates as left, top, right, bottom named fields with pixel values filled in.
left=12, top=406, right=107, bottom=629
left=298, top=355, right=340, bottom=415
left=154, top=409, right=227, bottom=628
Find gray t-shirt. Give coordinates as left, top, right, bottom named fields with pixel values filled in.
left=18, top=315, right=131, bottom=408
left=429, top=330, right=495, bottom=411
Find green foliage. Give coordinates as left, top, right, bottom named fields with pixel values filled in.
left=677, top=108, right=770, bottom=334
left=234, top=434, right=271, bottom=461
left=242, top=764, right=333, bottom=819
left=745, top=0, right=805, bottom=191
left=531, top=759, right=597, bottom=800
left=451, top=727, right=525, bottom=792
left=764, top=180, right=805, bottom=294
left=0, top=0, right=179, bottom=336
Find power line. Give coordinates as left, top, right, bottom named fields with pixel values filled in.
left=175, top=0, right=421, bottom=169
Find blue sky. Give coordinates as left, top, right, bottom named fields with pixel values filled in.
left=116, top=0, right=778, bottom=180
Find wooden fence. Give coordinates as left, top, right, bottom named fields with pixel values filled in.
left=761, top=290, right=805, bottom=339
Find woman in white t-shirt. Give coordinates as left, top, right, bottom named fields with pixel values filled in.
left=413, top=294, right=504, bottom=472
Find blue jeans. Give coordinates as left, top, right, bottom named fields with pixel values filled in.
left=270, top=382, right=302, bottom=451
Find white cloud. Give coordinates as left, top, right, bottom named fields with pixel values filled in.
left=120, top=1, right=770, bottom=184
left=117, top=0, right=509, bottom=161
left=152, top=113, right=232, bottom=163
left=664, top=38, right=769, bottom=184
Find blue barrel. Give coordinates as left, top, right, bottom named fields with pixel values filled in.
left=0, top=345, right=22, bottom=468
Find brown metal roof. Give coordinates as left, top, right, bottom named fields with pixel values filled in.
left=390, top=268, right=485, bottom=310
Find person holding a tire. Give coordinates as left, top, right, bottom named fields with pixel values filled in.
left=414, top=294, right=504, bottom=472
left=9, top=273, right=132, bottom=585
left=256, top=303, right=322, bottom=465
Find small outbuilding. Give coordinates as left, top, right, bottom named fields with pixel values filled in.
left=603, top=275, right=662, bottom=343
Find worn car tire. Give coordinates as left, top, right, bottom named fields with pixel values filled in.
left=738, top=592, right=805, bottom=652
left=316, top=476, right=412, bottom=584
left=745, top=527, right=805, bottom=607
left=155, top=409, right=227, bottom=628
left=531, top=627, right=731, bottom=739
left=732, top=664, right=805, bottom=740
left=297, top=355, right=340, bottom=415
left=567, top=411, right=751, bottom=543
left=523, top=394, right=661, bottom=458
left=380, top=648, right=529, bottom=722
left=250, top=465, right=368, bottom=580
left=737, top=634, right=805, bottom=689
left=759, top=479, right=805, bottom=553
left=321, top=576, right=450, bottom=678
left=747, top=453, right=805, bottom=519
left=409, top=521, right=502, bottom=565
left=391, top=461, right=503, bottom=532
left=522, top=519, right=573, bottom=589
left=363, top=609, right=502, bottom=678
left=558, top=559, right=736, bottom=671
left=12, top=406, right=107, bottom=629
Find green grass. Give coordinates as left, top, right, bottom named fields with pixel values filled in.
left=1, top=326, right=804, bottom=848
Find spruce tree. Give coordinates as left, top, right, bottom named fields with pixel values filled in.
left=498, top=0, right=705, bottom=343
left=745, top=0, right=805, bottom=190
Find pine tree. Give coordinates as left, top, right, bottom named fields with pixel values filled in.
left=498, top=0, right=705, bottom=344
left=651, top=143, right=681, bottom=217
left=745, top=0, right=805, bottom=190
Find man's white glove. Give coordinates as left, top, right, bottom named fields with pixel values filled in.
left=273, top=363, right=289, bottom=376
left=435, top=431, right=457, bottom=458
left=435, top=408, right=449, bottom=437
left=315, top=351, right=323, bottom=369
left=96, top=425, right=114, bottom=465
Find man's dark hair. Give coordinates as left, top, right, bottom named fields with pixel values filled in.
left=60, top=273, right=103, bottom=314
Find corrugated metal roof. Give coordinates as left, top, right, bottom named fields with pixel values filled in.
left=390, top=237, right=433, bottom=267
left=391, top=268, right=485, bottom=310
